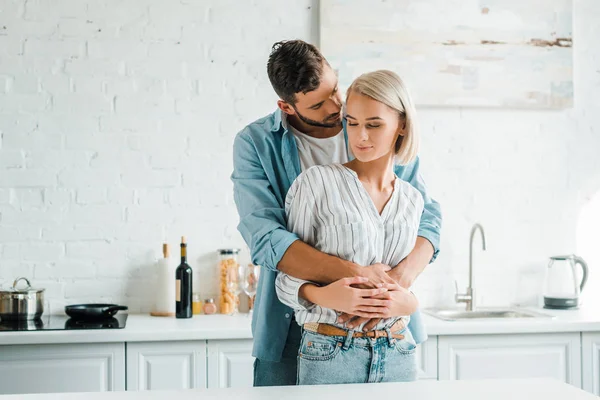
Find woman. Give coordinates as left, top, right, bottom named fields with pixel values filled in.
left=275, top=70, right=424, bottom=385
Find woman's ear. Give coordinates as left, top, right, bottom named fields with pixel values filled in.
left=397, top=117, right=407, bottom=136
left=397, top=123, right=406, bottom=137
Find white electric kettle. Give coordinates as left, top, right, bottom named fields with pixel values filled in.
left=543, top=254, right=588, bottom=309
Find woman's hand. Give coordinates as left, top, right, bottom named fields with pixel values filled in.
left=374, top=283, right=419, bottom=316
left=300, top=276, right=392, bottom=318
left=338, top=283, right=419, bottom=330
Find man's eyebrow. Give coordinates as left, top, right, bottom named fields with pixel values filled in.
left=309, top=101, right=324, bottom=109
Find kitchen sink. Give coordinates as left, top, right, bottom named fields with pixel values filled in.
left=423, top=308, right=555, bottom=321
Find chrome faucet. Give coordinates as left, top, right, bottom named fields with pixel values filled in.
left=455, top=223, right=486, bottom=311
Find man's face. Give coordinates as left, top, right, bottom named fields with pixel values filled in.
left=288, top=63, right=343, bottom=128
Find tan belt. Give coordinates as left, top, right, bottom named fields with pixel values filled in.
left=303, top=319, right=406, bottom=340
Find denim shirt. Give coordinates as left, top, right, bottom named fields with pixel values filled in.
left=231, top=109, right=442, bottom=362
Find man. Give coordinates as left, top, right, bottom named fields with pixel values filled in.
left=231, top=40, right=442, bottom=386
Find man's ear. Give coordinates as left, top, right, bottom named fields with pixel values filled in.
left=277, top=100, right=295, bottom=116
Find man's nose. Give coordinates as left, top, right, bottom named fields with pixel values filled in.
left=330, top=93, right=342, bottom=109
left=332, top=93, right=342, bottom=108
left=325, top=98, right=341, bottom=115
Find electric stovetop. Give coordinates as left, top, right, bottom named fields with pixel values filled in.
left=0, top=314, right=128, bottom=331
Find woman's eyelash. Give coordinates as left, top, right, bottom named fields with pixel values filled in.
left=346, top=122, right=380, bottom=128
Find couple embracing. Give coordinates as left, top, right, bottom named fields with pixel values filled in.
left=232, top=40, right=442, bottom=386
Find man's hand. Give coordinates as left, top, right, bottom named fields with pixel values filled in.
left=342, top=237, right=433, bottom=328
left=337, top=240, right=432, bottom=330
left=337, top=263, right=408, bottom=330
left=387, top=259, right=419, bottom=289
left=338, top=283, right=419, bottom=330
left=357, top=263, right=397, bottom=288
left=300, top=277, right=392, bottom=318
left=388, top=237, right=434, bottom=288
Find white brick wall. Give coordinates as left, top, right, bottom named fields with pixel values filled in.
left=0, top=0, right=599, bottom=314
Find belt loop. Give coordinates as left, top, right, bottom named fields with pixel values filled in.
left=343, top=328, right=354, bottom=350
left=385, top=327, right=395, bottom=347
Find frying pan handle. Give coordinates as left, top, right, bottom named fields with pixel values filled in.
left=104, top=305, right=128, bottom=315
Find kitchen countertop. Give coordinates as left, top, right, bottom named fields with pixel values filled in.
left=2, top=306, right=600, bottom=346
left=0, top=378, right=594, bottom=400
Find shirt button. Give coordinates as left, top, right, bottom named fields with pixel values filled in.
left=285, top=313, right=290, bottom=318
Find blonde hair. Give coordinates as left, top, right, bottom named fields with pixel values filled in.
left=346, top=70, right=419, bottom=165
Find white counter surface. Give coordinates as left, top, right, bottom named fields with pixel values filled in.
left=0, top=379, right=594, bottom=400
left=2, top=306, right=600, bottom=346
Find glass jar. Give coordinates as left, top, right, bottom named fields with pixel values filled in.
left=203, top=298, right=217, bottom=315
left=192, top=293, right=202, bottom=315
left=218, top=248, right=241, bottom=315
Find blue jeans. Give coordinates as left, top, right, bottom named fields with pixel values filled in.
left=253, top=320, right=302, bottom=386
left=297, top=327, right=418, bottom=385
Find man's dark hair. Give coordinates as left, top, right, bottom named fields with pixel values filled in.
left=267, top=40, right=326, bottom=105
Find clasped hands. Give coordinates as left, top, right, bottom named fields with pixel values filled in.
left=300, top=262, right=419, bottom=332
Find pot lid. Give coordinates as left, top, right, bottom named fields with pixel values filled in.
left=1, top=277, right=45, bottom=294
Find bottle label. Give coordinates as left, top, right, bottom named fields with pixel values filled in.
left=176, top=279, right=181, bottom=302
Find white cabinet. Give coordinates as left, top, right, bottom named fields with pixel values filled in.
left=1, top=331, right=596, bottom=394
left=438, top=333, right=581, bottom=387
left=417, top=336, right=438, bottom=379
left=582, top=332, right=600, bottom=394
left=0, top=343, right=125, bottom=395
left=207, top=339, right=254, bottom=388
left=126, top=341, right=207, bottom=391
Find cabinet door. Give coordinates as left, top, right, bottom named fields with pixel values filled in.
left=0, top=343, right=125, bottom=395
left=417, top=336, right=438, bottom=380
left=582, top=332, right=600, bottom=394
left=207, top=339, right=254, bottom=388
left=126, top=341, right=207, bottom=391
left=438, top=333, right=581, bottom=387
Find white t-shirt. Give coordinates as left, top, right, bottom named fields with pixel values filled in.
left=284, top=115, right=349, bottom=171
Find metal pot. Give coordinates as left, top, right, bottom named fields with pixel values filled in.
left=0, top=277, right=45, bottom=321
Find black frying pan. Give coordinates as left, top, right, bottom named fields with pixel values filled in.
left=65, top=304, right=128, bottom=320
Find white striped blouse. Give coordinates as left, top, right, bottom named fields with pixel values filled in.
left=275, top=163, right=424, bottom=332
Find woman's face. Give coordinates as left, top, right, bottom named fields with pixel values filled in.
left=345, top=91, right=402, bottom=163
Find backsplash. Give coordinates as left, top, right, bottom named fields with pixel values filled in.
left=1, top=0, right=599, bottom=313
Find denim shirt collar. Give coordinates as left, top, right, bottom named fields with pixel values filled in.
left=272, top=110, right=302, bottom=184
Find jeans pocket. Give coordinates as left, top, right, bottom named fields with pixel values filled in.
left=298, top=340, right=365, bottom=385
left=394, top=328, right=417, bottom=354
left=299, top=331, right=343, bottom=361
left=383, top=346, right=419, bottom=382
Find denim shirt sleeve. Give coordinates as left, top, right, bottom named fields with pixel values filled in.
left=394, top=155, right=442, bottom=262
left=231, top=130, right=299, bottom=272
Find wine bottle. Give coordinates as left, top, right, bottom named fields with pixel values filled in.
left=175, top=236, right=193, bottom=319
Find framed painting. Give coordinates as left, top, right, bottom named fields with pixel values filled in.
left=320, top=0, right=573, bottom=108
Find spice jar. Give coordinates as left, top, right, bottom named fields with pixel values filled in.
left=218, top=249, right=241, bottom=315
left=192, top=293, right=202, bottom=315
left=203, top=298, right=217, bottom=315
